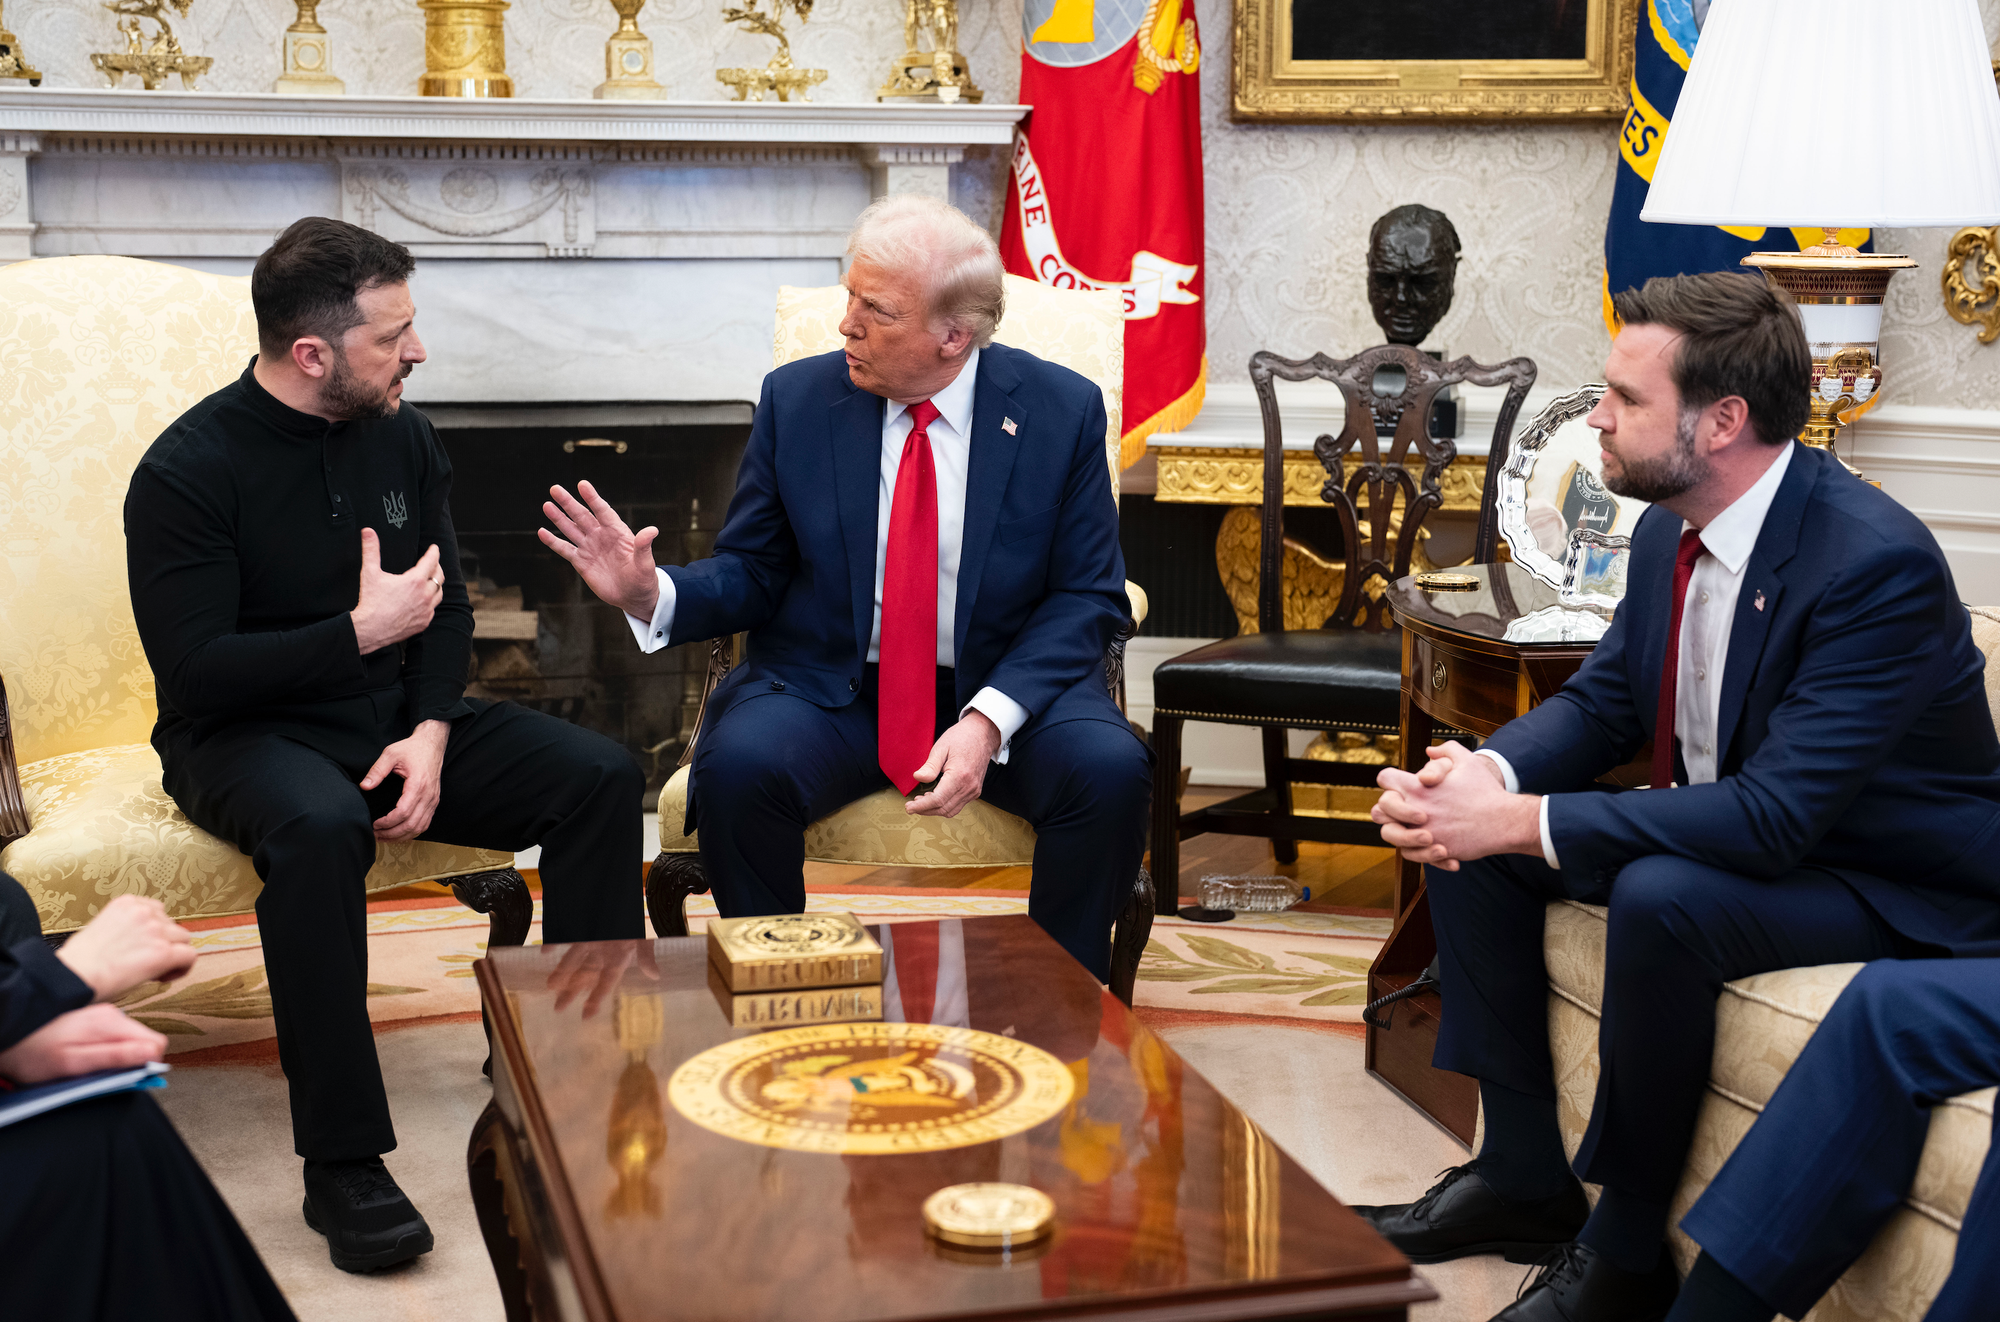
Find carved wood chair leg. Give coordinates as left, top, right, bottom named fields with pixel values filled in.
left=1262, top=724, right=1299, bottom=865
left=645, top=852, right=711, bottom=938
left=1149, top=714, right=1185, bottom=913
left=449, top=868, right=533, bottom=1079
left=1108, top=864, right=1155, bottom=1008
left=466, top=1101, right=533, bottom=1322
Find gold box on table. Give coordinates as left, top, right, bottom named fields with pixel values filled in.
left=706, top=963, right=883, bottom=1028
left=705, top=912, right=884, bottom=993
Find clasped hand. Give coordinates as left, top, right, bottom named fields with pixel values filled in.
left=906, top=711, right=1001, bottom=818
left=1372, top=741, right=1540, bottom=871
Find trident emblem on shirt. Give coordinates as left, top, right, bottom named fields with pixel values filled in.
left=384, top=491, right=408, bottom=530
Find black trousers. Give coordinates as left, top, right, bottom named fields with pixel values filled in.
left=1683, top=958, right=2000, bottom=1321
left=163, top=696, right=645, bottom=1160
left=1429, top=851, right=1902, bottom=1200
left=690, top=667, right=1151, bottom=980
left=0, top=1090, right=296, bottom=1321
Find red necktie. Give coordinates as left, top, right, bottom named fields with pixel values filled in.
left=879, top=399, right=941, bottom=794
left=1651, top=530, right=1707, bottom=790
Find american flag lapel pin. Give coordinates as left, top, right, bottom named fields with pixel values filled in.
left=1002, top=417, right=1018, bottom=435
left=1754, top=590, right=1766, bottom=611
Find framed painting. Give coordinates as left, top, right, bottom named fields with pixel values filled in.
left=1233, top=0, right=1638, bottom=123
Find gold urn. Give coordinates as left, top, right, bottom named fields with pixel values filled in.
left=419, top=0, right=512, bottom=98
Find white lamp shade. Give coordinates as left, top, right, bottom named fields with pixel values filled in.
left=1641, top=0, right=2000, bottom=228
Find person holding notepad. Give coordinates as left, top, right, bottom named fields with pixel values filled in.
left=0, top=871, right=295, bottom=1321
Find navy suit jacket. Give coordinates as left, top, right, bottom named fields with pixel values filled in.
left=666, top=343, right=1131, bottom=740
left=1483, top=443, right=2000, bottom=954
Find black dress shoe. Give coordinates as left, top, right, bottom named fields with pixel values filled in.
left=1349, top=1162, right=1588, bottom=1264
left=303, top=1157, right=435, bottom=1273
left=1494, top=1241, right=1679, bottom=1321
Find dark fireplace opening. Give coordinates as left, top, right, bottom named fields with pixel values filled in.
left=429, top=401, right=753, bottom=800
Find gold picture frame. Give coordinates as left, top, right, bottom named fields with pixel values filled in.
left=1233, top=0, right=1637, bottom=123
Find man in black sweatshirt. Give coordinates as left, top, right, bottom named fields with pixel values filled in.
left=123, top=217, right=645, bottom=1273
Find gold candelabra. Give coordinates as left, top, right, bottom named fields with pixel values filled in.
left=273, top=0, right=343, bottom=94
left=877, top=0, right=980, bottom=104
left=595, top=0, right=665, bottom=99
left=90, top=0, right=213, bottom=90
left=0, top=0, right=43, bottom=85
left=419, top=0, right=512, bottom=97
left=716, top=0, right=826, bottom=103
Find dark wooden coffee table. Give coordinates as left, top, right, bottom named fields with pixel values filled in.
left=469, top=915, right=1435, bottom=1321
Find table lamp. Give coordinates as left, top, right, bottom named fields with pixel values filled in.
left=1639, top=0, right=2000, bottom=470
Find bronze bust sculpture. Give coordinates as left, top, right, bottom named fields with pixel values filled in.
left=1367, top=204, right=1461, bottom=346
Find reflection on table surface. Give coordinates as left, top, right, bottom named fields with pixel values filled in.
left=484, top=916, right=1410, bottom=1322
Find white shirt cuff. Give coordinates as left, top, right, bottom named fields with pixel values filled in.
left=963, top=687, right=1028, bottom=765
left=1475, top=749, right=1559, bottom=869
left=625, top=567, right=676, bottom=655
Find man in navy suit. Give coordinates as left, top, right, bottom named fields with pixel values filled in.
left=541, top=194, right=1149, bottom=979
left=1666, top=957, right=2000, bottom=1322
left=1357, top=271, right=2000, bottom=1321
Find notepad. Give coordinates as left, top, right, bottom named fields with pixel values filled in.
left=0, top=1061, right=170, bottom=1129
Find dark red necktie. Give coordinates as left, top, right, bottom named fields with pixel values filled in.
left=879, top=399, right=941, bottom=794
left=1651, top=530, right=1707, bottom=790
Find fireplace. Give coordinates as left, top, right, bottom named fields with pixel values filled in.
left=430, top=400, right=752, bottom=797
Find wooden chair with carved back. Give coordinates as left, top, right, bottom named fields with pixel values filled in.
left=1147, top=344, right=1536, bottom=910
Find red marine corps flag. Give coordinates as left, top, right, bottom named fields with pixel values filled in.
left=1000, top=0, right=1205, bottom=468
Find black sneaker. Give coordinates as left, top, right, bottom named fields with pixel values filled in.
left=302, top=1157, right=435, bottom=1273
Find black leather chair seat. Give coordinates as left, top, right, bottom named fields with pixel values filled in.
left=1150, top=628, right=1405, bottom=733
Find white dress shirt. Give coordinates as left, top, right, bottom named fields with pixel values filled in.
left=627, top=346, right=1030, bottom=761
left=1479, top=442, right=1794, bottom=868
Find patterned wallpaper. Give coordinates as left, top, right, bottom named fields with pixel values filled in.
left=16, top=0, right=2000, bottom=405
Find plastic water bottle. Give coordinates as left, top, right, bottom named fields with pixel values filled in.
left=1197, top=874, right=1309, bottom=913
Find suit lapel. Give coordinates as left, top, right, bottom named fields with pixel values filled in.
left=1716, top=443, right=1815, bottom=764
left=830, top=380, right=885, bottom=660
left=954, top=348, right=1026, bottom=665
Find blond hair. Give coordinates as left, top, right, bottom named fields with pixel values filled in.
left=846, top=194, right=1006, bottom=349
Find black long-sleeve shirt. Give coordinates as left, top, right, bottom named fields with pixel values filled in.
left=124, top=360, right=473, bottom=748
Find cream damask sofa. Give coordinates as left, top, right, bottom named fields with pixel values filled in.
left=0, top=255, right=529, bottom=944
left=1542, top=606, right=2000, bottom=1321
left=644, top=276, right=1156, bottom=1001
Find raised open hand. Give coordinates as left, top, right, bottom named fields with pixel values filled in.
left=351, top=527, right=442, bottom=654
left=538, top=480, right=661, bottom=621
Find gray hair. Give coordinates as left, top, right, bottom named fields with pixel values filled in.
left=846, top=194, right=1006, bottom=349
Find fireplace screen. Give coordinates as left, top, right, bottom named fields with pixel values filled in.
left=430, top=400, right=753, bottom=801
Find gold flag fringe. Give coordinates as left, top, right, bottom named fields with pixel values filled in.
left=1118, top=355, right=1207, bottom=470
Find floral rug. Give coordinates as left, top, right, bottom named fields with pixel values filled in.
left=128, top=889, right=1392, bottom=1064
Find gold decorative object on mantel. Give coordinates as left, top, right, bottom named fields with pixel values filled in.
left=419, top=0, right=513, bottom=98
left=90, top=0, right=214, bottom=90
left=1944, top=225, right=2000, bottom=345
left=273, top=0, right=343, bottom=95
left=716, top=0, right=826, bottom=102
left=0, top=1, right=43, bottom=85
left=594, top=0, right=666, bottom=99
left=877, top=0, right=981, bottom=104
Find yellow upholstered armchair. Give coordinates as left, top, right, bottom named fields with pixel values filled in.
left=644, top=275, right=1155, bottom=1002
left=0, top=256, right=530, bottom=946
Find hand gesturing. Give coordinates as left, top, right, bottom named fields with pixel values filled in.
left=538, top=480, right=661, bottom=621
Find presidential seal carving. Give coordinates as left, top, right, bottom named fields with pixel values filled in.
left=667, top=1022, right=1074, bottom=1154
left=732, top=914, right=866, bottom=956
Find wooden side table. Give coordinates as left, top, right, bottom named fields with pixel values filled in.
left=1365, top=564, right=1600, bottom=1145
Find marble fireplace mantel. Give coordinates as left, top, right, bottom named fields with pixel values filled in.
left=0, top=89, right=1029, bottom=402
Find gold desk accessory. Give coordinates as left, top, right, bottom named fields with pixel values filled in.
left=1414, top=571, right=1479, bottom=592
left=877, top=0, right=981, bottom=104
left=707, top=962, right=883, bottom=1028
left=90, top=0, right=214, bottom=90
left=419, top=0, right=512, bottom=97
left=715, top=0, right=825, bottom=102
left=594, top=0, right=666, bottom=100
left=923, top=1183, right=1056, bottom=1249
left=0, top=1, right=43, bottom=85
left=273, top=0, right=343, bottom=95
left=1741, top=233, right=1915, bottom=480
left=706, top=911, right=883, bottom=992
